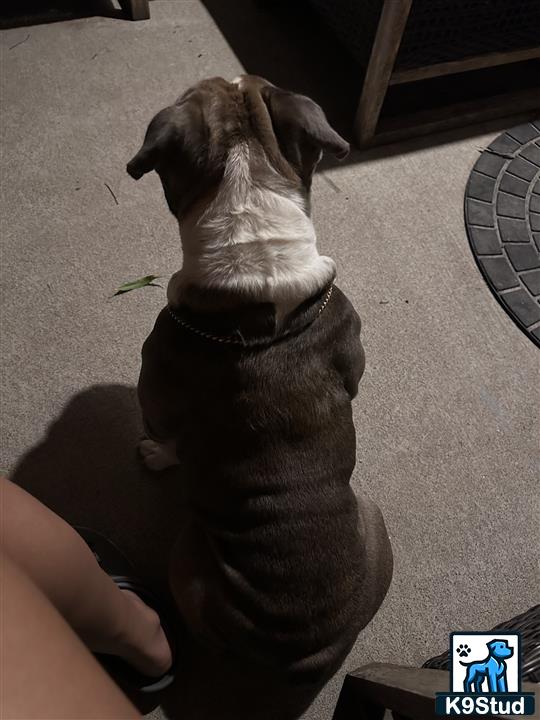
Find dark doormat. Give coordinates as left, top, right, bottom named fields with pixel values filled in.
left=464, top=121, right=540, bottom=348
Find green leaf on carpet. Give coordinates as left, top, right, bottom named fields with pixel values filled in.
left=112, top=275, right=162, bottom=297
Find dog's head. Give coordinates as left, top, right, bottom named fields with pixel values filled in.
left=488, top=640, right=513, bottom=660
left=127, top=75, right=349, bottom=219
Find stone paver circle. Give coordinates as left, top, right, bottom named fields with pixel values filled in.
left=465, top=121, right=540, bottom=348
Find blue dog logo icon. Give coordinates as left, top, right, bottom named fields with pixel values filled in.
left=458, top=638, right=513, bottom=693
left=435, top=632, right=536, bottom=715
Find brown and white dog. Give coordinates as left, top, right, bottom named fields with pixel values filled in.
left=127, top=75, right=392, bottom=720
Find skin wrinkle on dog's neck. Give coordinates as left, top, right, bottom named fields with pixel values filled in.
left=167, top=140, right=336, bottom=322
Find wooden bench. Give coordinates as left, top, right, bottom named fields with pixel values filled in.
left=354, top=0, right=540, bottom=147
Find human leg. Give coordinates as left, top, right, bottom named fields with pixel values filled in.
left=1, top=477, right=171, bottom=676
left=2, top=552, right=140, bottom=720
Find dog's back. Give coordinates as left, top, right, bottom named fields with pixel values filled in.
left=140, top=285, right=379, bottom=682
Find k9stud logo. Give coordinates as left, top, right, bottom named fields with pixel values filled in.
left=435, top=632, right=535, bottom=716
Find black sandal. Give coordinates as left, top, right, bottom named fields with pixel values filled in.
left=76, top=527, right=176, bottom=694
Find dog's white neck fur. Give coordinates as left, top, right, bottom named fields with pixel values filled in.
left=167, top=142, right=335, bottom=319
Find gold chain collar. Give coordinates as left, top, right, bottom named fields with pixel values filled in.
left=167, top=284, right=334, bottom=346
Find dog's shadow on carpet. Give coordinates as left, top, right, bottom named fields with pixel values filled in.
left=10, top=383, right=187, bottom=588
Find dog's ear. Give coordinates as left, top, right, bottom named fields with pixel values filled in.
left=126, top=142, right=156, bottom=180
left=127, top=106, right=176, bottom=180
left=261, top=86, right=349, bottom=184
left=127, top=104, right=201, bottom=180
left=127, top=102, right=214, bottom=217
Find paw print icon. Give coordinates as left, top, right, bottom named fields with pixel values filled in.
left=456, top=644, right=471, bottom=658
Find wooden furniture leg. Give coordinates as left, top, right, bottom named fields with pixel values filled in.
left=354, top=0, right=412, bottom=147
left=119, top=0, right=150, bottom=21
left=333, top=673, right=386, bottom=720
